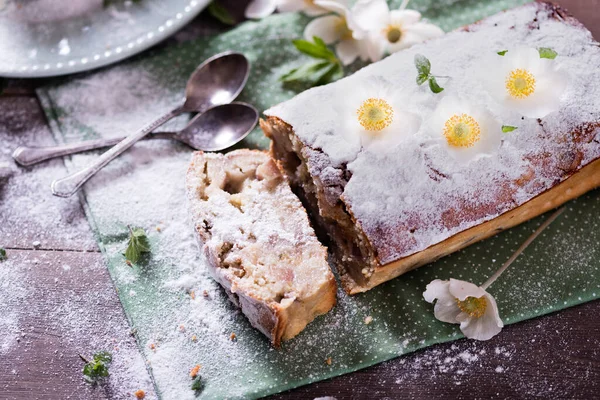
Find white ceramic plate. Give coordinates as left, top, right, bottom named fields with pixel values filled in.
left=0, top=0, right=210, bottom=78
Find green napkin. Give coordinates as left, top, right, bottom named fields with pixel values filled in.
left=38, top=1, right=600, bottom=398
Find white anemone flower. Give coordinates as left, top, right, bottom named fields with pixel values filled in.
left=245, top=0, right=327, bottom=19
left=352, top=0, right=444, bottom=62
left=423, top=207, right=565, bottom=341
left=483, top=47, right=568, bottom=118
left=428, top=95, right=503, bottom=163
left=423, top=279, right=503, bottom=341
left=303, top=0, right=374, bottom=65
left=335, top=77, right=421, bottom=152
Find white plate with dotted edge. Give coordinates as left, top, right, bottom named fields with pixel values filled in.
left=0, top=0, right=210, bottom=78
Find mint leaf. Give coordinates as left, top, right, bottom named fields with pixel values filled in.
left=497, top=50, right=508, bottom=56
left=538, top=47, right=557, bottom=59
left=318, top=62, right=344, bottom=85
left=428, top=76, right=444, bottom=93
left=191, top=376, right=204, bottom=392
left=125, top=227, right=150, bottom=264
left=502, top=125, right=518, bottom=133
left=416, top=72, right=429, bottom=86
left=81, top=351, right=112, bottom=384
left=208, top=1, right=235, bottom=25
left=0, top=248, right=6, bottom=262
left=414, top=54, right=431, bottom=77
left=281, top=61, right=332, bottom=83
left=292, top=37, right=336, bottom=62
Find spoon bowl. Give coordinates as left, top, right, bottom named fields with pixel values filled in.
left=178, top=102, right=258, bottom=151
left=183, top=52, right=250, bottom=112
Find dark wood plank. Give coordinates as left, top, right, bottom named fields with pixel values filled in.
left=269, top=300, right=600, bottom=400
left=0, top=97, right=98, bottom=251
left=0, top=249, right=156, bottom=400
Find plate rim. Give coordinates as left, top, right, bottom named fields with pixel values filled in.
left=0, top=0, right=211, bottom=78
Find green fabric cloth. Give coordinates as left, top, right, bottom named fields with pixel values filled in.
left=37, top=1, right=600, bottom=398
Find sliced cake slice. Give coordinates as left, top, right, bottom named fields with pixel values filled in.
left=186, top=149, right=336, bottom=346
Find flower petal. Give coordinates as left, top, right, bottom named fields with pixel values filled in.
left=423, top=279, right=447, bottom=303
left=366, top=33, right=386, bottom=62
left=304, top=15, right=345, bottom=44
left=423, top=279, right=462, bottom=324
left=448, top=278, right=486, bottom=301
left=245, top=0, right=277, bottom=19
left=351, top=0, right=389, bottom=32
left=304, top=5, right=329, bottom=16
left=390, top=9, right=421, bottom=26
left=277, top=0, right=304, bottom=13
left=459, top=293, right=503, bottom=340
left=362, top=110, right=421, bottom=152
left=509, top=69, right=568, bottom=118
left=335, top=39, right=360, bottom=65
left=403, top=22, right=445, bottom=41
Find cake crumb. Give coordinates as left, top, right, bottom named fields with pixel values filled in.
left=203, top=290, right=209, bottom=298
left=190, top=364, right=202, bottom=378
left=364, top=316, right=373, bottom=325
left=191, top=335, right=197, bottom=342
left=325, top=357, right=332, bottom=366
left=134, top=389, right=145, bottom=399
left=230, top=332, right=237, bottom=341
left=149, top=343, right=156, bottom=351
left=179, top=325, right=185, bottom=332
left=189, top=290, right=196, bottom=300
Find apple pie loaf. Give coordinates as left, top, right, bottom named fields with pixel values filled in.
left=186, top=150, right=336, bottom=346
left=261, top=2, right=600, bottom=294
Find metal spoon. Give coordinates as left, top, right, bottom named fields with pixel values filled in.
left=12, top=102, right=258, bottom=166
left=50, top=51, right=250, bottom=198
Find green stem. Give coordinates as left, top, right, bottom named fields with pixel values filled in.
left=481, top=207, right=566, bottom=290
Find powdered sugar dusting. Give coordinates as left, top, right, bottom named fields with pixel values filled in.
left=266, top=3, right=600, bottom=263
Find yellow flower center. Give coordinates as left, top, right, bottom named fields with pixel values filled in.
left=356, top=98, right=394, bottom=132
left=336, top=19, right=353, bottom=40
left=456, top=296, right=487, bottom=318
left=443, top=113, right=481, bottom=147
left=385, top=26, right=402, bottom=43
left=505, top=68, right=536, bottom=99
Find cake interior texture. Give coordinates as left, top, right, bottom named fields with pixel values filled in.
left=186, top=150, right=336, bottom=346
left=263, top=2, right=600, bottom=293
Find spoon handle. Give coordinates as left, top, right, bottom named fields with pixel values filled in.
left=13, top=137, right=124, bottom=166
left=12, top=132, right=178, bottom=166
left=51, top=107, right=183, bottom=198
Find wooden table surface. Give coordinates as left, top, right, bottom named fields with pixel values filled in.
left=1, top=1, right=599, bottom=399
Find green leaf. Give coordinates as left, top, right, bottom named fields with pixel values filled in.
left=502, top=125, right=518, bottom=133
left=317, top=62, right=344, bottom=85
left=93, top=351, right=112, bottom=364
left=497, top=50, right=508, bottom=56
left=281, top=60, right=343, bottom=87
left=82, top=351, right=112, bottom=384
left=281, top=61, right=331, bottom=82
left=125, top=227, right=150, bottom=264
left=428, top=76, right=444, bottom=93
left=414, top=54, right=431, bottom=77
left=292, top=37, right=337, bottom=61
left=191, top=376, right=205, bottom=392
left=538, top=47, right=557, bottom=59
left=416, top=72, right=429, bottom=86
left=0, top=248, right=6, bottom=262
left=208, top=1, right=235, bottom=25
